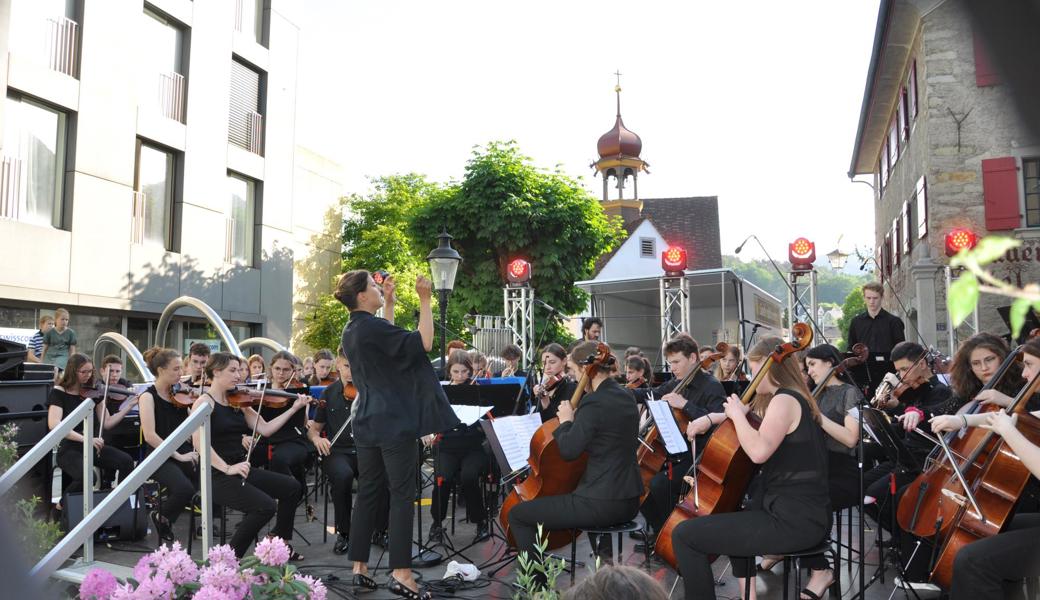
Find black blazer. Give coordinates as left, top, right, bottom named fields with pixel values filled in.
left=553, top=378, right=642, bottom=501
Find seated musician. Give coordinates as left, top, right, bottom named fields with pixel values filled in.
left=428, top=349, right=492, bottom=544
left=308, top=349, right=338, bottom=386
left=184, top=342, right=211, bottom=386
left=97, top=354, right=139, bottom=431
left=507, top=341, right=643, bottom=566
left=248, top=351, right=312, bottom=501
left=497, top=343, right=526, bottom=378
left=48, top=353, right=134, bottom=497
left=301, top=356, right=315, bottom=383
left=192, top=353, right=309, bottom=559
left=674, top=336, right=831, bottom=600
left=932, top=333, right=1029, bottom=421
left=246, top=354, right=266, bottom=383
left=470, top=351, right=492, bottom=380
left=532, top=343, right=578, bottom=422
left=138, top=347, right=199, bottom=542
left=937, top=338, right=1040, bottom=599
left=638, top=335, right=726, bottom=551
left=714, top=346, right=748, bottom=382
left=100, top=354, right=132, bottom=388
left=308, top=346, right=360, bottom=555
left=625, top=355, right=651, bottom=394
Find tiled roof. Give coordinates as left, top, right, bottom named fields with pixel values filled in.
left=640, top=196, right=722, bottom=270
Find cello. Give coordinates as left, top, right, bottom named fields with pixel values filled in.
left=499, top=342, right=613, bottom=550
left=811, top=343, right=868, bottom=397
left=636, top=343, right=728, bottom=504
left=654, top=323, right=813, bottom=569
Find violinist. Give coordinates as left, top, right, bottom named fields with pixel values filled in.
left=100, top=355, right=132, bottom=388
left=944, top=338, right=1040, bottom=599
left=625, top=355, right=650, bottom=392
left=533, top=343, right=577, bottom=423
left=429, top=350, right=491, bottom=545
left=246, top=354, right=266, bottom=383
left=714, top=346, right=748, bottom=382
left=185, top=342, right=211, bottom=386
left=137, top=347, right=199, bottom=542
left=506, top=341, right=642, bottom=567
left=308, top=347, right=359, bottom=555
left=470, top=351, right=492, bottom=380
left=47, top=353, right=134, bottom=496
left=308, top=349, right=337, bottom=386
left=674, top=336, right=830, bottom=600
left=301, top=356, right=315, bottom=383
left=248, top=351, right=312, bottom=498
left=192, top=353, right=308, bottom=559
left=97, top=354, right=139, bottom=431
left=638, top=336, right=726, bottom=550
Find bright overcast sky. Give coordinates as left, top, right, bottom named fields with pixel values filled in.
left=294, top=1, right=881, bottom=264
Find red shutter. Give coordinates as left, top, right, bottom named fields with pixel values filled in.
left=973, top=32, right=1000, bottom=87
left=982, top=157, right=1020, bottom=231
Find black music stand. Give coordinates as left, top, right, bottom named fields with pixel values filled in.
left=851, top=352, right=894, bottom=399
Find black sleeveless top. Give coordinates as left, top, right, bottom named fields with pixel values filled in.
left=758, top=388, right=829, bottom=501
left=146, top=385, right=192, bottom=454
left=258, top=386, right=308, bottom=445
left=210, top=399, right=251, bottom=465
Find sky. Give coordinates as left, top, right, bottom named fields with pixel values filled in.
left=293, top=1, right=881, bottom=265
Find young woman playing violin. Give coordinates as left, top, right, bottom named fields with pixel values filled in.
left=429, top=350, right=491, bottom=545
left=308, top=347, right=361, bottom=555
left=674, top=336, right=830, bottom=600
left=47, top=353, right=135, bottom=497
left=247, top=351, right=312, bottom=500
left=308, top=349, right=338, bottom=386
left=532, top=343, right=577, bottom=423
left=624, top=355, right=650, bottom=397
left=138, top=347, right=200, bottom=542
left=246, top=354, right=266, bottom=383
left=713, top=345, right=748, bottom=382
left=191, top=353, right=310, bottom=559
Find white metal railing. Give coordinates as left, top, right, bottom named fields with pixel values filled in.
left=234, top=0, right=245, bottom=32
left=247, top=111, right=263, bottom=155
left=47, top=17, right=79, bottom=78
left=159, top=72, right=186, bottom=123
left=0, top=399, right=94, bottom=497
left=31, top=402, right=215, bottom=581
left=224, top=216, right=236, bottom=262
left=0, top=156, right=23, bottom=221
left=131, top=191, right=146, bottom=244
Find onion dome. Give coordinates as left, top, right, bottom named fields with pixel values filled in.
left=597, top=85, right=643, bottom=159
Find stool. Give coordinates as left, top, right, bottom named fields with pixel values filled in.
left=570, top=521, right=649, bottom=584
left=778, top=540, right=841, bottom=600
left=186, top=494, right=228, bottom=556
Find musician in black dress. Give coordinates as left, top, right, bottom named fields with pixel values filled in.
left=249, top=351, right=311, bottom=495
left=675, top=336, right=831, bottom=600
left=138, top=347, right=199, bottom=542
left=506, top=341, right=643, bottom=562
left=336, top=270, right=459, bottom=600
left=533, top=343, right=578, bottom=422
left=191, top=353, right=310, bottom=559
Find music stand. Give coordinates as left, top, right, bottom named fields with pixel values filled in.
left=997, top=305, right=1040, bottom=345
left=851, top=353, right=894, bottom=399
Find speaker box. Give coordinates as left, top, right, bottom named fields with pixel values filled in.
left=0, top=379, right=52, bottom=447
left=61, top=489, right=147, bottom=542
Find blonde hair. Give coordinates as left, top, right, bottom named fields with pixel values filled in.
left=54, top=308, right=70, bottom=318
left=746, top=336, right=820, bottom=422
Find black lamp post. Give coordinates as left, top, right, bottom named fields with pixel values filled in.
left=426, top=229, right=462, bottom=376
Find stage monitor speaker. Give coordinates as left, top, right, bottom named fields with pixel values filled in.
left=0, top=379, right=52, bottom=447
left=61, top=489, right=147, bottom=542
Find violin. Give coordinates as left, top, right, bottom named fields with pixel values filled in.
left=626, top=375, right=646, bottom=389
left=343, top=381, right=357, bottom=400
left=536, top=372, right=565, bottom=399
left=171, top=382, right=203, bottom=409
left=317, top=372, right=340, bottom=386
left=226, top=385, right=303, bottom=409
left=811, top=343, right=868, bottom=397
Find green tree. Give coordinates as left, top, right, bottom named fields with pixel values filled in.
left=836, top=287, right=866, bottom=351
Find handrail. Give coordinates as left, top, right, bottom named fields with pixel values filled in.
left=0, top=398, right=94, bottom=496
left=93, top=332, right=155, bottom=382
left=237, top=337, right=286, bottom=353
left=155, top=296, right=243, bottom=357
left=31, top=401, right=214, bottom=581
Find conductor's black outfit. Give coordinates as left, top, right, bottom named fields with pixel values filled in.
left=507, top=377, right=643, bottom=559
left=342, top=310, right=460, bottom=569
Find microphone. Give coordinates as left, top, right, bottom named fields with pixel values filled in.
left=734, top=235, right=754, bottom=255
left=739, top=318, right=768, bottom=328
left=533, top=298, right=560, bottom=313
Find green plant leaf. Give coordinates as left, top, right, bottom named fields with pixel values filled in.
left=969, top=236, right=1020, bottom=265
left=948, top=272, right=980, bottom=327
left=1011, top=297, right=1032, bottom=339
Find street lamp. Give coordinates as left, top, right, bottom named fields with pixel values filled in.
left=826, top=247, right=849, bottom=270
left=426, top=229, right=462, bottom=377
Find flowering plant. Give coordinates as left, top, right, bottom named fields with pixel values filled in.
left=79, top=538, right=326, bottom=600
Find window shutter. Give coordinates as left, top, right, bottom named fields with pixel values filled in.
left=916, top=176, right=928, bottom=239
left=228, top=60, right=260, bottom=149
left=973, top=31, right=1000, bottom=87
left=907, top=61, right=918, bottom=119
left=982, top=157, right=1020, bottom=231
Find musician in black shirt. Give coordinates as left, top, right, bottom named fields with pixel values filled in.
left=847, top=282, right=906, bottom=354
left=533, top=343, right=578, bottom=423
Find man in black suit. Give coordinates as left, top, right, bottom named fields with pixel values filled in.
left=507, top=341, right=643, bottom=560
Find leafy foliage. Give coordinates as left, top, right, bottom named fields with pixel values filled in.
left=948, top=236, right=1040, bottom=339
left=722, top=256, right=870, bottom=306
left=0, top=425, right=62, bottom=561
left=513, top=524, right=567, bottom=600
left=836, top=288, right=866, bottom=351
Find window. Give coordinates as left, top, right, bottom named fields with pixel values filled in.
left=879, top=150, right=888, bottom=190
left=226, top=173, right=256, bottom=265
left=915, top=176, right=928, bottom=239
left=235, top=0, right=265, bottom=46
left=902, top=200, right=913, bottom=255
left=639, top=237, right=655, bottom=258
left=1024, top=158, right=1040, bottom=227
left=133, top=140, right=176, bottom=249
left=139, top=7, right=187, bottom=123
left=887, top=117, right=899, bottom=169
left=883, top=234, right=892, bottom=278
left=228, top=58, right=263, bottom=155
left=892, top=218, right=901, bottom=268
left=9, top=0, right=79, bottom=77
left=907, top=61, right=918, bottom=121
left=0, top=94, right=67, bottom=228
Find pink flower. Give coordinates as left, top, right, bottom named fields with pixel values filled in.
left=109, top=582, right=137, bottom=600
left=156, top=546, right=198, bottom=585
left=133, top=576, right=174, bottom=600
left=253, top=536, right=290, bottom=567
left=198, top=563, right=249, bottom=600
left=294, top=574, right=327, bottom=600
left=206, top=545, right=238, bottom=569
left=190, top=586, right=231, bottom=600
left=79, top=568, right=118, bottom=600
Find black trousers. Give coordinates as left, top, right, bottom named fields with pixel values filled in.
left=57, top=445, right=134, bottom=494
left=253, top=438, right=311, bottom=493
left=323, top=449, right=358, bottom=536
left=348, top=439, right=416, bottom=569
left=210, top=467, right=301, bottom=557
left=640, top=454, right=691, bottom=534
left=507, top=493, right=640, bottom=560
left=673, top=495, right=830, bottom=600
left=431, top=444, right=488, bottom=525
left=153, top=458, right=197, bottom=524
left=951, top=513, right=1040, bottom=600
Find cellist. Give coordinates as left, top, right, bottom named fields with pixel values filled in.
left=506, top=341, right=643, bottom=570
left=673, top=336, right=830, bottom=600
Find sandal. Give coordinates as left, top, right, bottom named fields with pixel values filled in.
left=388, top=575, right=431, bottom=600
left=799, top=589, right=822, bottom=600
left=800, top=569, right=834, bottom=600
left=151, top=510, right=174, bottom=542
left=756, top=555, right=781, bottom=572
left=286, top=543, right=304, bottom=562
left=351, top=573, right=378, bottom=592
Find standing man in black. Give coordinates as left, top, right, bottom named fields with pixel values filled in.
left=507, top=341, right=643, bottom=563
left=847, top=282, right=906, bottom=397
left=336, top=270, right=459, bottom=600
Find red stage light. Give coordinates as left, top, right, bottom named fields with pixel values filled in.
left=662, top=246, right=688, bottom=277
left=506, top=258, right=532, bottom=285
left=789, top=237, right=816, bottom=271
left=945, top=228, right=979, bottom=257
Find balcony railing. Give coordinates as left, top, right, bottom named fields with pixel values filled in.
left=158, top=72, right=186, bottom=123
left=46, top=16, right=79, bottom=78
left=224, top=216, right=236, bottom=263
left=0, top=156, right=24, bottom=221
left=247, top=111, right=263, bottom=155
left=131, top=191, right=146, bottom=244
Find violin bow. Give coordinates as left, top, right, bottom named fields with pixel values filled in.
left=241, top=378, right=268, bottom=485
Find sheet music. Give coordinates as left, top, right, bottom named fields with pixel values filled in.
left=647, top=400, right=688, bottom=455
left=847, top=407, right=879, bottom=444
left=491, top=412, right=543, bottom=472
left=451, top=404, right=494, bottom=426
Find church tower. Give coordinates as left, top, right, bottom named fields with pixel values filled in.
left=592, top=77, right=649, bottom=225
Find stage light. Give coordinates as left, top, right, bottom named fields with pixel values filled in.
left=506, top=258, right=532, bottom=285
left=662, top=246, right=688, bottom=277
left=945, top=228, right=979, bottom=257
left=789, top=237, right=816, bottom=271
